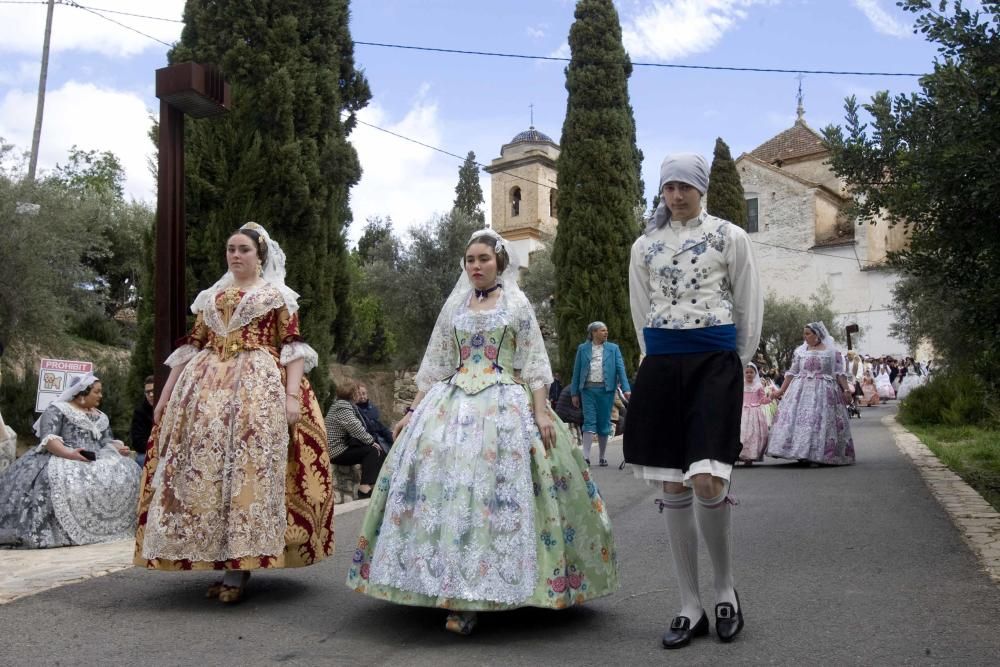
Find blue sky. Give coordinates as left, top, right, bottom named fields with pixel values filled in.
left=0, top=1, right=939, bottom=242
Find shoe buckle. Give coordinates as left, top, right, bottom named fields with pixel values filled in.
left=669, top=617, right=688, bottom=630
left=717, top=605, right=733, bottom=620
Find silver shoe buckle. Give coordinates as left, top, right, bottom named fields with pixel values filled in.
left=717, top=605, right=733, bottom=620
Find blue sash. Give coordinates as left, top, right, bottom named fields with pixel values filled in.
left=643, top=325, right=737, bottom=356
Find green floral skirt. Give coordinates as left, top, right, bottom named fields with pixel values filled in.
left=345, top=382, right=619, bottom=610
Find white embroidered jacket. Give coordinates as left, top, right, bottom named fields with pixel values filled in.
left=629, top=210, right=763, bottom=364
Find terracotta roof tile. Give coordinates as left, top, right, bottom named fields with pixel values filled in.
left=749, top=120, right=827, bottom=164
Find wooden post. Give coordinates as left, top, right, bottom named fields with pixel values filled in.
left=153, top=63, right=230, bottom=397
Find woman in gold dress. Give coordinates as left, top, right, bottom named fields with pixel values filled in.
left=134, top=222, right=335, bottom=603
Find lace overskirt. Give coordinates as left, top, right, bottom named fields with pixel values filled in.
left=346, top=382, right=619, bottom=610
left=135, top=347, right=334, bottom=569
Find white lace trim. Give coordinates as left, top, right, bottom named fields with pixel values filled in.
left=50, top=402, right=108, bottom=440
left=280, top=341, right=318, bottom=373
left=35, top=433, right=63, bottom=453
left=200, top=283, right=288, bottom=337
left=47, top=445, right=141, bottom=544
left=415, top=291, right=553, bottom=393
left=164, top=344, right=200, bottom=368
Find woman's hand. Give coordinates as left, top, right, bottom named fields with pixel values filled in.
left=535, top=411, right=556, bottom=450
left=392, top=412, right=412, bottom=440
left=66, top=448, right=92, bottom=463
left=285, top=396, right=301, bottom=426
left=571, top=394, right=580, bottom=408
left=112, top=440, right=131, bottom=457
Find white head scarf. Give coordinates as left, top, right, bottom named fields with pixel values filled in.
left=58, top=372, right=99, bottom=402
left=744, top=362, right=763, bottom=391
left=648, top=153, right=710, bottom=232
left=190, top=222, right=302, bottom=315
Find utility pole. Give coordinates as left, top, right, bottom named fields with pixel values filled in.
left=28, top=0, right=55, bottom=182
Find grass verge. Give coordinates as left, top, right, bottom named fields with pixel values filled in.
left=904, top=423, right=1000, bottom=513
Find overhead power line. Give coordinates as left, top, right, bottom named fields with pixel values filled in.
left=353, top=115, right=891, bottom=265
left=60, top=0, right=173, bottom=47
left=354, top=40, right=925, bottom=78
left=353, top=116, right=556, bottom=191
left=67, top=2, right=183, bottom=23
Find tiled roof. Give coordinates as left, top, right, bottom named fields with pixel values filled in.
left=509, top=126, right=555, bottom=145
left=749, top=120, right=827, bottom=164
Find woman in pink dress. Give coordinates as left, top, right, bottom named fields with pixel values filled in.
left=738, top=364, right=771, bottom=464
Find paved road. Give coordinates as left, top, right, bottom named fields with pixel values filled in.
left=2, top=404, right=999, bottom=666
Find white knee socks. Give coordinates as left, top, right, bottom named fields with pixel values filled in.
left=598, top=434, right=609, bottom=461
left=693, top=487, right=738, bottom=610
left=662, top=489, right=703, bottom=621
left=582, top=431, right=594, bottom=462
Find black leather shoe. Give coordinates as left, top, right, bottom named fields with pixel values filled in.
left=661, top=611, right=709, bottom=649
left=715, top=590, right=744, bottom=642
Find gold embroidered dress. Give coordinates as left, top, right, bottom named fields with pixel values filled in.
left=134, top=283, right=334, bottom=570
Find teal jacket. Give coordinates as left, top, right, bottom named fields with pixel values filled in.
left=569, top=341, right=630, bottom=396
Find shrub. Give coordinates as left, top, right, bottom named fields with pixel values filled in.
left=899, top=373, right=989, bottom=427
left=70, top=313, right=124, bottom=346
left=0, top=366, right=40, bottom=443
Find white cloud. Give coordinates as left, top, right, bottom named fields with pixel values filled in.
left=621, top=0, right=775, bottom=61
left=526, top=25, right=547, bottom=39
left=851, top=0, right=912, bottom=38
left=0, top=80, right=155, bottom=200
left=349, top=92, right=468, bottom=243
left=0, top=61, right=39, bottom=87
left=0, top=1, right=184, bottom=57
left=549, top=42, right=571, bottom=59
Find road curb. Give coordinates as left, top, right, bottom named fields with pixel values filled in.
left=885, top=414, right=1000, bottom=585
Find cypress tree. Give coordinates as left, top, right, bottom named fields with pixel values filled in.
left=706, top=137, right=748, bottom=228
left=453, top=151, right=485, bottom=225
left=163, top=0, right=370, bottom=403
left=553, top=0, right=643, bottom=379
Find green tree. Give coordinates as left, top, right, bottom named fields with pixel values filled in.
left=164, top=0, right=371, bottom=403
left=553, top=0, right=643, bottom=379
left=823, top=1, right=1000, bottom=394
left=756, top=286, right=843, bottom=374
left=453, top=151, right=485, bottom=225
left=356, top=215, right=400, bottom=265
left=366, top=210, right=483, bottom=366
left=50, top=146, right=125, bottom=201
left=706, top=137, right=748, bottom=229
left=0, top=141, right=126, bottom=345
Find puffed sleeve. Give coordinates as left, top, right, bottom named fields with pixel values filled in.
left=511, top=295, right=554, bottom=391
left=629, top=237, right=652, bottom=355
left=276, top=306, right=318, bottom=372
left=99, top=423, right=116, bottom=447
left=164, top=313, right=210, bottom=367
left=34, top=405, right=65, bottom=451
left=415, top=298, right=461, bottom=392
left=785, top=350, right=802, bottom=378
left=725, top=225, right=763, bottom=366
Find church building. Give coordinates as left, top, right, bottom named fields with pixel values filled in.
left=734, top=100, right=909, bottom=356
left=484, top=126, right=559, bottom=269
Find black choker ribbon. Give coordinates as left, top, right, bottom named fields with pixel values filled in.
left=474, top=283, right=502, bottom=302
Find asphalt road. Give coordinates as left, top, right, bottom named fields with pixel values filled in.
left=2, top=404, right=999, bottom=666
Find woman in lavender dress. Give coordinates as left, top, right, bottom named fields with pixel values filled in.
left=766, top=322, right=855, bottom=465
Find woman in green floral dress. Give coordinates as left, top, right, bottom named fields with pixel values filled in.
left=346, top=229, right=618, bottom=634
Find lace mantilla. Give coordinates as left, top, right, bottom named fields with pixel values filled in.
left=165, top=344, right=200, bottom=368
left=415, top=291, right=553, bottom=392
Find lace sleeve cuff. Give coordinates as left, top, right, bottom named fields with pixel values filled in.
left=164, top=344, right=199, bottom=368
left=280, top=341, right=318, bottom=373
left=35, top=433, right=62, bottom=453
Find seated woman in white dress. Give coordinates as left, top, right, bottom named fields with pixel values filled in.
left=0, top=373, right=140, bottom=548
